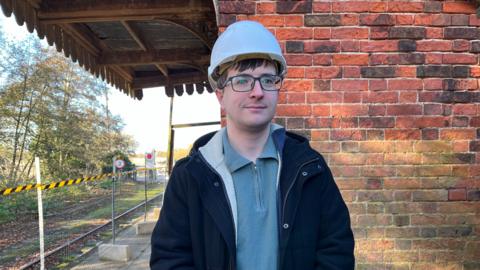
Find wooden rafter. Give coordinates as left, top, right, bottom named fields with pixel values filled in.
left=38, top=0, right=210, bottom=24
left=99, top=49, right=210, bottom=66
left=155, top=64, right=169, bottom=77
left=132, top=72, right=207, bottom=89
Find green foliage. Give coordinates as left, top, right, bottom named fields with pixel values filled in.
left=0, top=26, right=137, bottom=187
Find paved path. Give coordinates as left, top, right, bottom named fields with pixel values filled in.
left=71, top=212, right=159, bottom=270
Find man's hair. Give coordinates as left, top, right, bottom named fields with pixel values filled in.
left=216, top=58, right=279, bottom=89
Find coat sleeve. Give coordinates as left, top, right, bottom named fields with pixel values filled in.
left=150, top=162, right=195, bottom=270
left=315, top=164, right=355, bottom=270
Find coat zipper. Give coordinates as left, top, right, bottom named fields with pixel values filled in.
left=280, top=157, right=319, bottom=226
left=197, top=153, right=237, bottom=269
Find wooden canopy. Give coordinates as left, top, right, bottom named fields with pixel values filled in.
left=0, top=0, right=218, bottom=100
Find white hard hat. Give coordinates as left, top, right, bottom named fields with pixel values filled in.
left=208, top=20, right=287, bottom=89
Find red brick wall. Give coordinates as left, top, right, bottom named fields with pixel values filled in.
left=217, top=1, right=480, bottom=269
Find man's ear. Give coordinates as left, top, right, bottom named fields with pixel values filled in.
left=215, top=90, right=224, bottom=109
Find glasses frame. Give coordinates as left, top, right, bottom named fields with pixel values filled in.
left=222, top=74, right=284, bottom=92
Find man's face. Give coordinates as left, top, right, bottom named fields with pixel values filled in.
left=215, top=63, right=279, bottom=133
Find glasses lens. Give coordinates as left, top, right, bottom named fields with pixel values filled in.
left=231, top=75, right=254, bottom=92
left=260, top=75, right=282, bottom=91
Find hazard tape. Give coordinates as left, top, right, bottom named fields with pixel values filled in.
left=0, top=167, right=162, bottom=196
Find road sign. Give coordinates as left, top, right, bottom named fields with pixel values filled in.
left=114, top=159, right=125, bottom=169
left=145, top=152, right=155, bottom=169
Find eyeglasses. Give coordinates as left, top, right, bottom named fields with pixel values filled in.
left=223, top=74, right=283, bottom=92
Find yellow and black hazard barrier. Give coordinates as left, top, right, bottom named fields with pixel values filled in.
left=0, top=167, right=162, bottom=197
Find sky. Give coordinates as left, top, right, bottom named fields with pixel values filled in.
left=0, top=14, right=221, bottom=153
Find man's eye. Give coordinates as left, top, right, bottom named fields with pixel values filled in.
left=233, top=77, right=250, bottom=85
left=261, top=76, right=276, bottom=85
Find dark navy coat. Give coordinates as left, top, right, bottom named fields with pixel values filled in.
left=150, top=129, right=355, bottom=270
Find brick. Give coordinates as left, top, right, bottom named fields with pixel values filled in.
left=285, top=41, right=304, bottom=53
left=385, top=129, right=422, bottom=140
left=423, top=153, right=475, bottom=164
left=426, top=27, right=444, bottom=39
left=470, top=14, right=480, bottom=26
left=332, top=28, right=369, bottom=39
left=452, top=66, right=471, bottom=78
left=340, top=13, right=357, bottom=24
left=311, top=105, right=331, bottom=117
left=422, top=129, right=439, bottom=140
left=218, top=14, right=236, bottom=27
left=306, top=67, right=342, bottom=79
left=246, top=15, right=284, bottom=27
left=370, top=53, right=425, bottom=65
left=452, top=40, right=470, bottom=52
left=388, top=79, right=423, bottom=90
left=342, top=67, right=361, bottom=78
left=332, top=79, right=368, bottom=91
left=219, top=2, right=255, bottom=14
left=312, top=2, right=331, bottom=13
left=370, top=26, right=390, bottom=40
left=312, top=55, right=332, bottom=66
left=361, top=67, right=395, bottom=78
left=467, top=190, right=480, bottom=200
left=332, top=1, right=372, bottom=12
left=283, top=79, right=313, bottom=92
left=313, top=28, right=331, bottom=40
left=417, top=65, right=452, bottom=78
left=414, top=14, right=451, bottom=26
left=440, top=129, right=476, bottom=140
left=341, top=142, right=359, bottom=153
left=331, top=105, right=369, bottom=117
left=286, top=92, right=305, bottom=104
left=311, top=141, right=340, bottom=153
left=396, top=15, right=414, bottom=25
left=438, top=226, right=473, bottom=237
left=305, top=15, right=341, bottom=27
left=276, top=28, right=312, bottom=40
left=442, top=79, right=478, bottom=91
left=286, top=67, right=305, bottom=79
left=424, top=2, right=442, bottom=13
left=451, top=14, right=469, bottom=26
left=276, top=104, right=311, bottom=116
left=341, top=41, right=359, bottom=52
left=310, top=130, right=329, bottom=141
left=331, top=130, right=366, bottom=141
left=396, top=117, right=449, bottom=128
left=443, top=2, right=477, bottom=14
left=276, top=1, right=312, bottom=14
left=256, top=2, right=275, bottom=14
left=369, top=80, right=387, bottom=91
left=360, top=40, right=398, bottom=52
left=360, top=14, right=395, bottom=26
left=416, top=40, right=452, bottom=51
left=313, top=80, right=331, bottom=91
left=398, top=40, right=416, bottom=52
left=471, top=141, right=480, bottom=152
left=387, top=105, right=422, bottom=116
left=444, top=27, right=480, bottom=40
left=286, top=118, right=304, bottom=129
left=452, top=116, right=469, bottom=127
left=285, top=54, right=311, bottom=66
left=388, top=2, right=424, bottom=12
left=363, top=92, right=398, bottom=103
left=368, top=105, right=386, bottom=116
left=443, top=54, right=477, bottom=64
left=418, top=166, right=452, bottom=176
left=449, top=189, right=467, bottom=201
left=385, top=153, right=422, bottom=165
left=306, top=41, right=340, bottom=53
left=285, top=15, right=303, bottom=27
left=389, top=27, right=426, bottom=39
left=333, top=54, right=369, bottom=66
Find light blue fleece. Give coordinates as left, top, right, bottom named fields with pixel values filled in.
left=222, top=130, right=279, bottom=270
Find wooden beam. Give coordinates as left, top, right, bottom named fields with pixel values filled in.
left=132, top=72, right=207, bottom=89
left=99, top=49, right=210, bottom=66
left=38, top=0, right=212, bottom=24
left=121, top=21, right=147, bottom=51
left=155, top=64, right=169, bottom=77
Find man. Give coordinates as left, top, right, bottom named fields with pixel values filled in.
left=150, top=20, right=354, bottom=270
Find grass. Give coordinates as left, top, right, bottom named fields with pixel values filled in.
left=0, top=180, right=164, bottom=268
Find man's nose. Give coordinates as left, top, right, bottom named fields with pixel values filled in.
left=249, top=79, right=264, bottom=98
